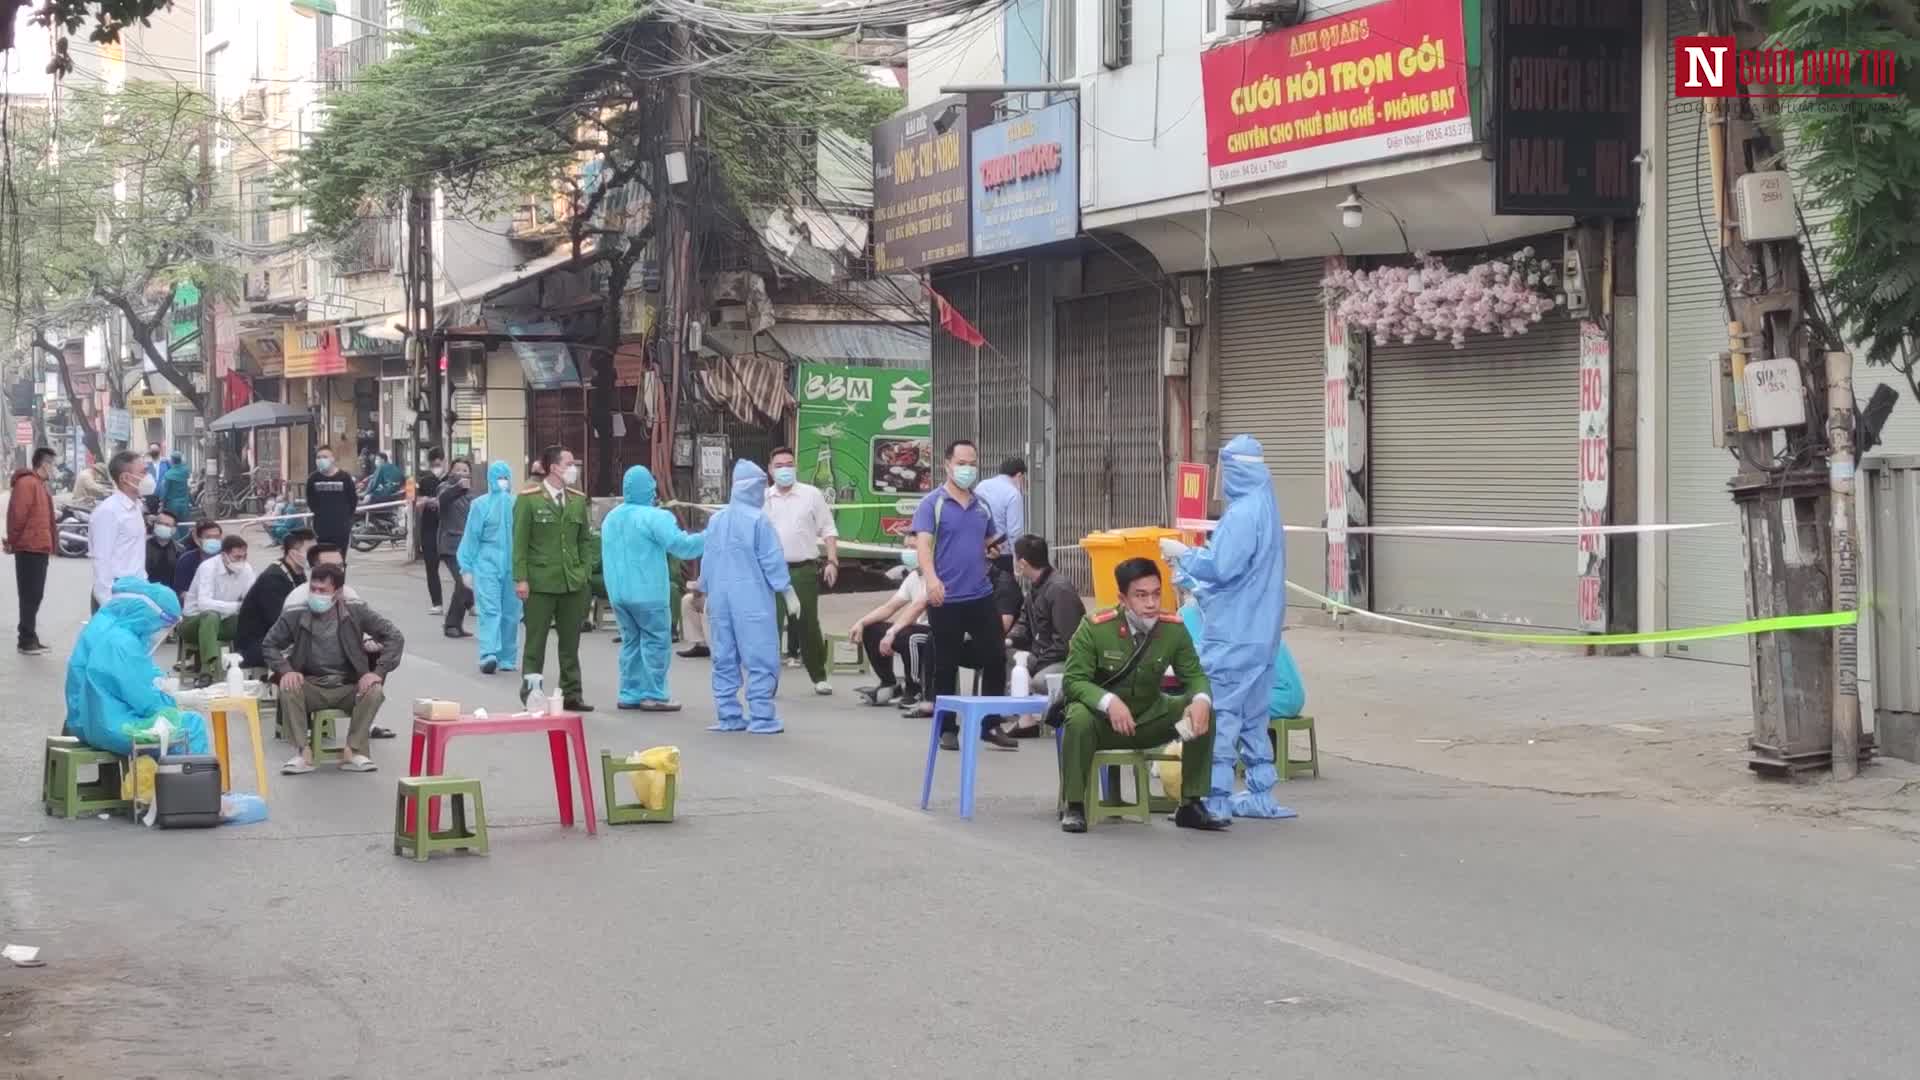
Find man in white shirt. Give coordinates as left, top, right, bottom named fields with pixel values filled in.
left=182, top=535, right=259, bottom=682
left=848, top=550, right=930, bottom=706
left=87, top=450, right=153, bottom=613
left=764, top=447, right=839, bottom=694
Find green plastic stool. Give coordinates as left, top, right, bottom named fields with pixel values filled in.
left=1087, top=749, right=1152, bottom=826
left=276, top=708, right=344, bottom=751
left=393, top=776, right=489, bottom=861
left=1269, top=715, right=1320, bottom=779
left=43, top=737, right=131, bottom=819
left=176, top=633, right=204, bottom=680
left=599, top=751, right=677, bottom=824
left=828, top=637, right=867, bottom=676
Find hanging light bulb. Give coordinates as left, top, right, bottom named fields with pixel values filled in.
left=1338, top=187, right=1364, bottom=229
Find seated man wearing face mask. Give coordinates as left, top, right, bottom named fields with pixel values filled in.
left=263, top=562, right=404, bottom=775
left=145, top=509, right=187, bottom=587
left=180, top=535, right=258, bottom=683
left=172, top=520, right=226, bottom=597
left=849, top=549, right=931, bottom=707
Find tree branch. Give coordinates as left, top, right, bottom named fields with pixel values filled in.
left=102, top=291, right=206, bottom=415
left=33, top=331, right=103, bottom=460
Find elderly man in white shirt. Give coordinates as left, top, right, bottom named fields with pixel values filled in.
left=764, top=446, right=839, bottom=694
left=182, top=535, right=258, bottom=682
left=87, top=450, right=153, bottom=613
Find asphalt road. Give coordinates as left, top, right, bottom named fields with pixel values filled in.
left=5, top=550, right=1920, bottom=1078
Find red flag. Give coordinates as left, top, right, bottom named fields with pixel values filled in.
left=931, top=288, right=986, bottom=348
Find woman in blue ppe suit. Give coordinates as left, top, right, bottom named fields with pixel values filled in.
left=603, top=465, right=706, bottom=711
left=64, top=576, right=183, bottom=755
left=1178, top=597, right=1307, bottom=718
left=703, top=460, right=796, bottom=734
left=1165, top=434, right=1293, bottom=819
left=159, top=452, right=193, bottom=522
left=456, top=461, right=523, bottom=674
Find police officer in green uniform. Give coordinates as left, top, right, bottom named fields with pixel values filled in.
left=1058, top=557, right=1230, bottom=834
left=512, top=445, right=595, bottom=711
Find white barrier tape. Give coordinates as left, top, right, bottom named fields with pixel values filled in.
left=215, top=498, right=411, bottom=530
left=1284, top=521, right=1733, bottom=538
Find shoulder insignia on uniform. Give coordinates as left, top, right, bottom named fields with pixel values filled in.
left=518, top=484, right=543, bottom=495
left=1090, top=609, right=1118, bottom=624
left=1158, top=614, right=1184, bottom=623
left=565, top=486, right=586, bottom=497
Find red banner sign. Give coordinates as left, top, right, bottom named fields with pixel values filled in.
left=1175, top=462, right=1210, bottom=526
left=1200, top=0, right=1472, bottom=189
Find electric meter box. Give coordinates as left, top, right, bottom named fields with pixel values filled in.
left=1742, top=357, right=1808, bottom=430
left=1735, top=172, right=1799, bottom=242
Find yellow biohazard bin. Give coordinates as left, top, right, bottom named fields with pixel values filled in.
left=1080, top=526, right=1184, bottom=609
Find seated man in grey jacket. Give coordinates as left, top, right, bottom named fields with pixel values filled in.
left=1006, top=534, right=1087, bottom=735
left=264, top=562, right=405, bottom=775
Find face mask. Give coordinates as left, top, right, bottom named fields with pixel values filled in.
left=952, top=465, right=979, bottom=491
left=495, top=478, right=511, bottom=493
left=152, top=525, right=175, bottom=542
left=562, top=465, right=580, bottom=486
left=316, top=457, right=334, bottom=471
left=900, top=549, right=919, bottom=571
left=200, top=538, right=221, bottom=555
left=430, top=465, right=447, bottom=478
left=308, top=594, right=336, bottom=614
left=1124, top=608, right=1158, bottom=637
left=772, top=466, right=797, bottom=488
left=138, top=474, right=157, bottom=496
left=225, top=556, right=247, bottom=571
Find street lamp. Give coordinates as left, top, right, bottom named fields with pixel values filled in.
left=289, top=0, right=388, bottom=32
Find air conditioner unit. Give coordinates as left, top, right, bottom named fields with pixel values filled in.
left=243, top=270, right=270, bottom=302
left=238, top=87, right=266, bottom=121
left=1225, top=0, right=1306, bottom=23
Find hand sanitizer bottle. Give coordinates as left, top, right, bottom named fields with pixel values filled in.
left=524, top=674, right=549, bottom=717
left=1009, top=651, right=1032, bottom=697
left=223, top=652, right=245, bottom=698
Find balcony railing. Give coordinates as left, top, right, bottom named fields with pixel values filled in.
left=318, top=33, right=388, bottom=96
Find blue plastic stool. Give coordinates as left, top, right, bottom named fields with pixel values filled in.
left=920, top=694, right=1050, bottom=819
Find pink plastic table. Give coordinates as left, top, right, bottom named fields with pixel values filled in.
left=406, top=712, right=596, bottom=836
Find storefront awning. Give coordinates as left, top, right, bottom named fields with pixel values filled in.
left=439, top=246, right=593, bottom=328
left=768, top=323, right=929, bottom=368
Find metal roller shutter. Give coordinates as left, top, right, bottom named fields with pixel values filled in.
left=1216, top=263, right=1328, bottom=594
left=1663, top=0, right=1748, bottom=663
left=1054, top=286, right=1166, bottom=589
left=1371, top=317, right=1582, bottom=629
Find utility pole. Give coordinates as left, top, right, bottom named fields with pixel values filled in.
left=657, top=19, right=694, bottom=506
left=1708, top=3, right=1856, bottom=777
left=407, top=186, right=443, bottom=458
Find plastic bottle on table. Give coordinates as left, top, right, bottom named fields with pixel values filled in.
left=223, top=652, right=245, bottom=698
left=523, top=674, right=549, bottom=717
left=1009, top=651, right=1032, bottom=697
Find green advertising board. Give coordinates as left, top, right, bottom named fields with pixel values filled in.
left=794, top=363, right=933, bottom=549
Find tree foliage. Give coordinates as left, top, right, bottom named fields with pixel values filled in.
left=1772, top=0, right=1920, bottom=398
left=0, top=80, right=223, bottom=439
left=0, top=1, right=178, bottom=73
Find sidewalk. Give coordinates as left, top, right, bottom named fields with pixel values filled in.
left=815, top=591, right=1920, bottom=836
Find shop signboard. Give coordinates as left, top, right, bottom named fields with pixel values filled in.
left=795, top=363, right=933, bottom=547
left=128, top=392, right=177, bottom=419
left=1577, top=320, right=1610, bottom=632
left=14, top=419, right=32, bottom=447
left=507, top=321, right=581, bottom=390
left=871, top=98, right=971, bottom=273
left=168, top=282, right=202, bottom=363
left=1199, top=0, right=1472, bottom=190
left=282, top=323, right=347, bottom=379
left=105, top=407, right=132, bottom=444
left=696, top=434, right=729, bottom=507
left=969, top=101, right=1079, bottom=257
left=1491, top=0, right=1640, bottom=216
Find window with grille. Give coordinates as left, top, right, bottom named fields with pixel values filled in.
left=1102, top=0, right=1132, bottom=70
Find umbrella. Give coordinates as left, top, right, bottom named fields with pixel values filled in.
left=207, top=401, right=315, bottom=433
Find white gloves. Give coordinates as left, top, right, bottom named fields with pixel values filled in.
left=1159, top=538, right=1192, bottom=561
left=784, top=588, right=802, bottom=613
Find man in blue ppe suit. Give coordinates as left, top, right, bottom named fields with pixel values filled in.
left=1163, top=433, right=1294, bottom=819
left=703, top=460, right=797, bottom=734
left=604, top=465, right=706, bottom=711
left=455, top=461, right=522, bottom=674
left=64, top=576, right=185, bottom=755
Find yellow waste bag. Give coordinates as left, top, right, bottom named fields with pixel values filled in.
left=121, top=755, right=157, bottom=804
left=624, top=746, right=680, bottom=810
left=1153, top=741, right=1182, bottom=801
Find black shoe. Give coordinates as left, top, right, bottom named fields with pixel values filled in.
left=480, top=659, right=498, bottom=675
left=564, top=698, right=596, bottom=713
left=677, top=645, right=710, bottom=659
left=981, top=725, right=1019, bottom=751
left=444, top=627, right=470, bottom=639
left=1060, top=804, right=1088, bottom=833
left=370, top=725, right=397, bottom=740
left=939, top=731, right=959, bottom=752
left=18, top=641, right=48, bottom=656
left=618, top=701, right=644, bottom=711
left=1173, top=800, right=1232, bottom=832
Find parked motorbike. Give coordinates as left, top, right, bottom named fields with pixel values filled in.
left=349, top=510, right=407, bottom=553
left=55, top=504, right=90, bottom=558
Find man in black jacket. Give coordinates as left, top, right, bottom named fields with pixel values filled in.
left=264, top=562, right=405, bottom=774
left=415, top=447, right=446, bottom=613
left=433, top=458, right=474, bottom=638
left=1006, top=534, right=1087, bottom=735
left=145, top=508, right=186, bottom=587
left=304, top=448, right=357, bottom=559
left=235, top=528, right=313, bottom=667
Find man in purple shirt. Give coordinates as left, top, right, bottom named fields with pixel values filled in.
left=912, top=439, right=1016, bottom=752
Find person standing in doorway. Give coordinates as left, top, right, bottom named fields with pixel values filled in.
left=6, top=447, right=58, bottom=654
left=88, top=450, right=152, bottom=614
left=765, top=447, right=839, bottom=695
left=305, top=447, right=358, bottom=558
left=513, top=445, right=595, bottom=711
left=415, top=447, right=447, bottom=615
left=912, top=439, right=1016, bottom=751
left=433, top=458, right=475, bottom=639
